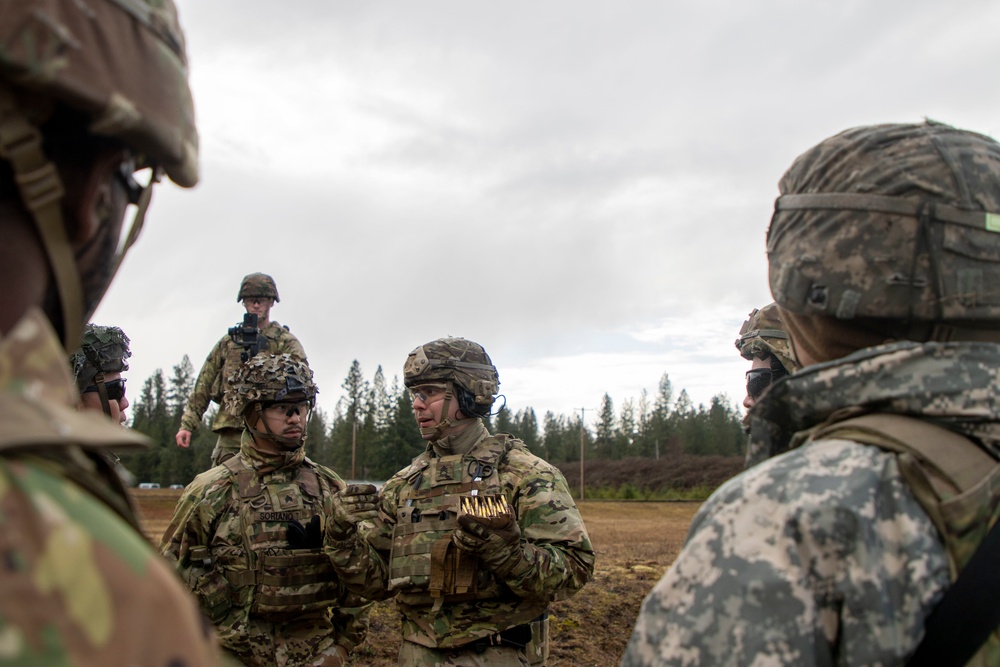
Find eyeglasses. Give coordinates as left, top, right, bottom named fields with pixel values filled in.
left=408, top=384, right=447, bottom=403
left=745, top=368, right=774, bottom=400
left=84, top=378, right=127, bottom=401
left=263, top=400, right=312, bottom=418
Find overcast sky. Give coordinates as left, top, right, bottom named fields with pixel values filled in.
left=95, top=0, right=1000, bottom=428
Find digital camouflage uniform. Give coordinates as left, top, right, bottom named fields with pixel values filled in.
left=623, top=122, right=1000, bottom=666
left=337, top=338, right=595, bottom=666
left=162, top=354, right=372, bottom=667
left=180, top=321, right=306, bottom=466
left=0, top=310, right=219, bottom=666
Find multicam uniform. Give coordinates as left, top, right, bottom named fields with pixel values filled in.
left=351, top=419, right=594, bottom=665
left=621, top=341, right=1000, bottom=666
left=180, top=322, right=306, bottom=465
left=0, top=310, right=219, bottom=665
left=160, top=431, right=370, bottom=667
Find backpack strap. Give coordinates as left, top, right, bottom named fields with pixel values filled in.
left=809, top=413, right=1000, bottom=666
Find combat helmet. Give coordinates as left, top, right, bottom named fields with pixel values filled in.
left=735, top=303, right=800, bottom=374
left=0, top=0, right=199, bottom=350
left=238, top=273, right=280, bottom=303
left=70, top=323, right=131, bottom=393
left=768, top=121, right=1000, bottom=336
left=404, top=337, right=500, bottom=420
left=225, top=353, right=316, bottom=449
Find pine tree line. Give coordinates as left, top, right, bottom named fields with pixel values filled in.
left=122, top=357, right=745, bottom=487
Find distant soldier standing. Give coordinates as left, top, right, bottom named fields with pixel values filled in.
left=0, top=0, right=220, bottom=663
left=734, top=302, right=800, bottom=466
left=162, top=353, right=376, bottom=666
left=333, top=337, right=595, bottom=666
left=177, top=272, right=307, bottom=466
left=623, top=121, right=1000, bottom=666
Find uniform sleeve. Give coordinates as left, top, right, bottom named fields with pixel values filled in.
left=499, top=460, right=595, bottom=600
left=323, top=474, right=394, bottom=602
left=620, top=440, right=951, bottom=667
left=273, top=327, right=307, bottom=362
left=180, top=338, right=227, bottom=432
left=159, top=480, right=234, bottom=624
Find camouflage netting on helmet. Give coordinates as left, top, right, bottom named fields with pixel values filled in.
left=735, top=303, right=801, bottom=373
left=0, top=0, right=199, bottom=187
left=403, top=337, right=499, bottom=409
left=70, top=324, right=130, bottom=392
left=238, top=273, right=280, bottom=302
left=224, top=353, right=316, bottom=416
left=768, top=121, right=1000, bottom=324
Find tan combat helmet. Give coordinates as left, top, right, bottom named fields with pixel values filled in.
left=735, top=303, right=800, bottom=374
left=0, top=0, right=198, bottom=349
left=238, top=273, right=280, bottom=303
left=404, top=337, right=500, bottom=417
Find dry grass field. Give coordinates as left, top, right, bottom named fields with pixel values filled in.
left=134, top=490, right=698, bottom=666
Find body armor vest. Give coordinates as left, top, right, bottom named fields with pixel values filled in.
left=389, top=435, right=514, bottom=607
left=212, top=456, right=343, bottom=619
left=809, top=413, right=1000, bottom=666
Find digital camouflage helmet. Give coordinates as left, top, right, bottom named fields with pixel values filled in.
left=0, top=0, right=199, bottom=350
left=768, top=121, right=1000, bottom=332
left=735, top=303, right=800, bottom=374
left=238, top=273, right=280, bottom=303
left=70, top=323, right=131, bottom=393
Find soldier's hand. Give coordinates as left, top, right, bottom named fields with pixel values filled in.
left=453, top=512, right=522, bottom=575
left=328, top=484, right=379, bottom=540
left=287, top=515, right=323, bottom=549
left=176, top=429, right=192, bottom=448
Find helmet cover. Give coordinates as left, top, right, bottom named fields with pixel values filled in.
left=70, top=323, right=130, bottom=392
left=768, top=121, right=1000, bottom=325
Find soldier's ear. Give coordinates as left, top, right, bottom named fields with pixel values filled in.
left=65, top=147, right=127, bottom=246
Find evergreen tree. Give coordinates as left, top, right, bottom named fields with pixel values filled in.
left=594, top=393, right=618, bottom=460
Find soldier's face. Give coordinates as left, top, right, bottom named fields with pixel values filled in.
left=243, top=297, right=273, bottom=320
left=80, top=371, right=129, bottom=425
left=743, top=355, right=772, bottom=411
left=410, top=383, right=465, bottom=440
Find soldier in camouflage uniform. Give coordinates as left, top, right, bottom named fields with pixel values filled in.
left=0, top=0, right=220, bottom=664
left=334, top=337, right=595, bottom=666
left=734, top=302, right=801, bottom=466
left=161, top=353, right=377, bottom=667
left=177, top=272, right=308, bottom=467
left=622, top=121, right=1000, bottom=666
left=71, top=323, right=133, bottom=425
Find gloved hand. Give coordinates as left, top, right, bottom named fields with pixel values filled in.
left=453, top=512, right=524, bottom=577
left=287, top=514, right=323, bottom=549
left=328, top=483, right=379, bottom=540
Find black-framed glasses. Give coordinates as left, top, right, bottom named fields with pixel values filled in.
left=263, top=400, right=312, bottom=418
left=745, top=368, right=774, bottom=400
left=84, top=378, right=127, bottom=401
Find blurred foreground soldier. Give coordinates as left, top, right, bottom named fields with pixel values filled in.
left=71, top=323, right=132, bottom=425
left=622, top=121, right=1000, bottom=666
left=161, top=354, right=373, bottom=667
left=177, top=272, right=307, bottom=467
left=734, top=302, right=800, bottom=466
left=335, top=337, right=595, bottom=666
left=0, top=0, right=219, bottom=664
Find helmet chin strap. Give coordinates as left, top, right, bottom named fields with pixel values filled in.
left=246, top=405, right=304, bottom=451
left=419, top=382, right=476, bottom=441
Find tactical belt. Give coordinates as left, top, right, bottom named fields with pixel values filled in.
left=465, top=613, right=546, bottom=653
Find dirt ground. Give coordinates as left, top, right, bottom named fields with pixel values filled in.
left=135, top=490, right=697, bottom=666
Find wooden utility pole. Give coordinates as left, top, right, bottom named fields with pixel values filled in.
left=351, top=419, right=357, bottom=480
left=578, top=407, right=586, bottom=501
